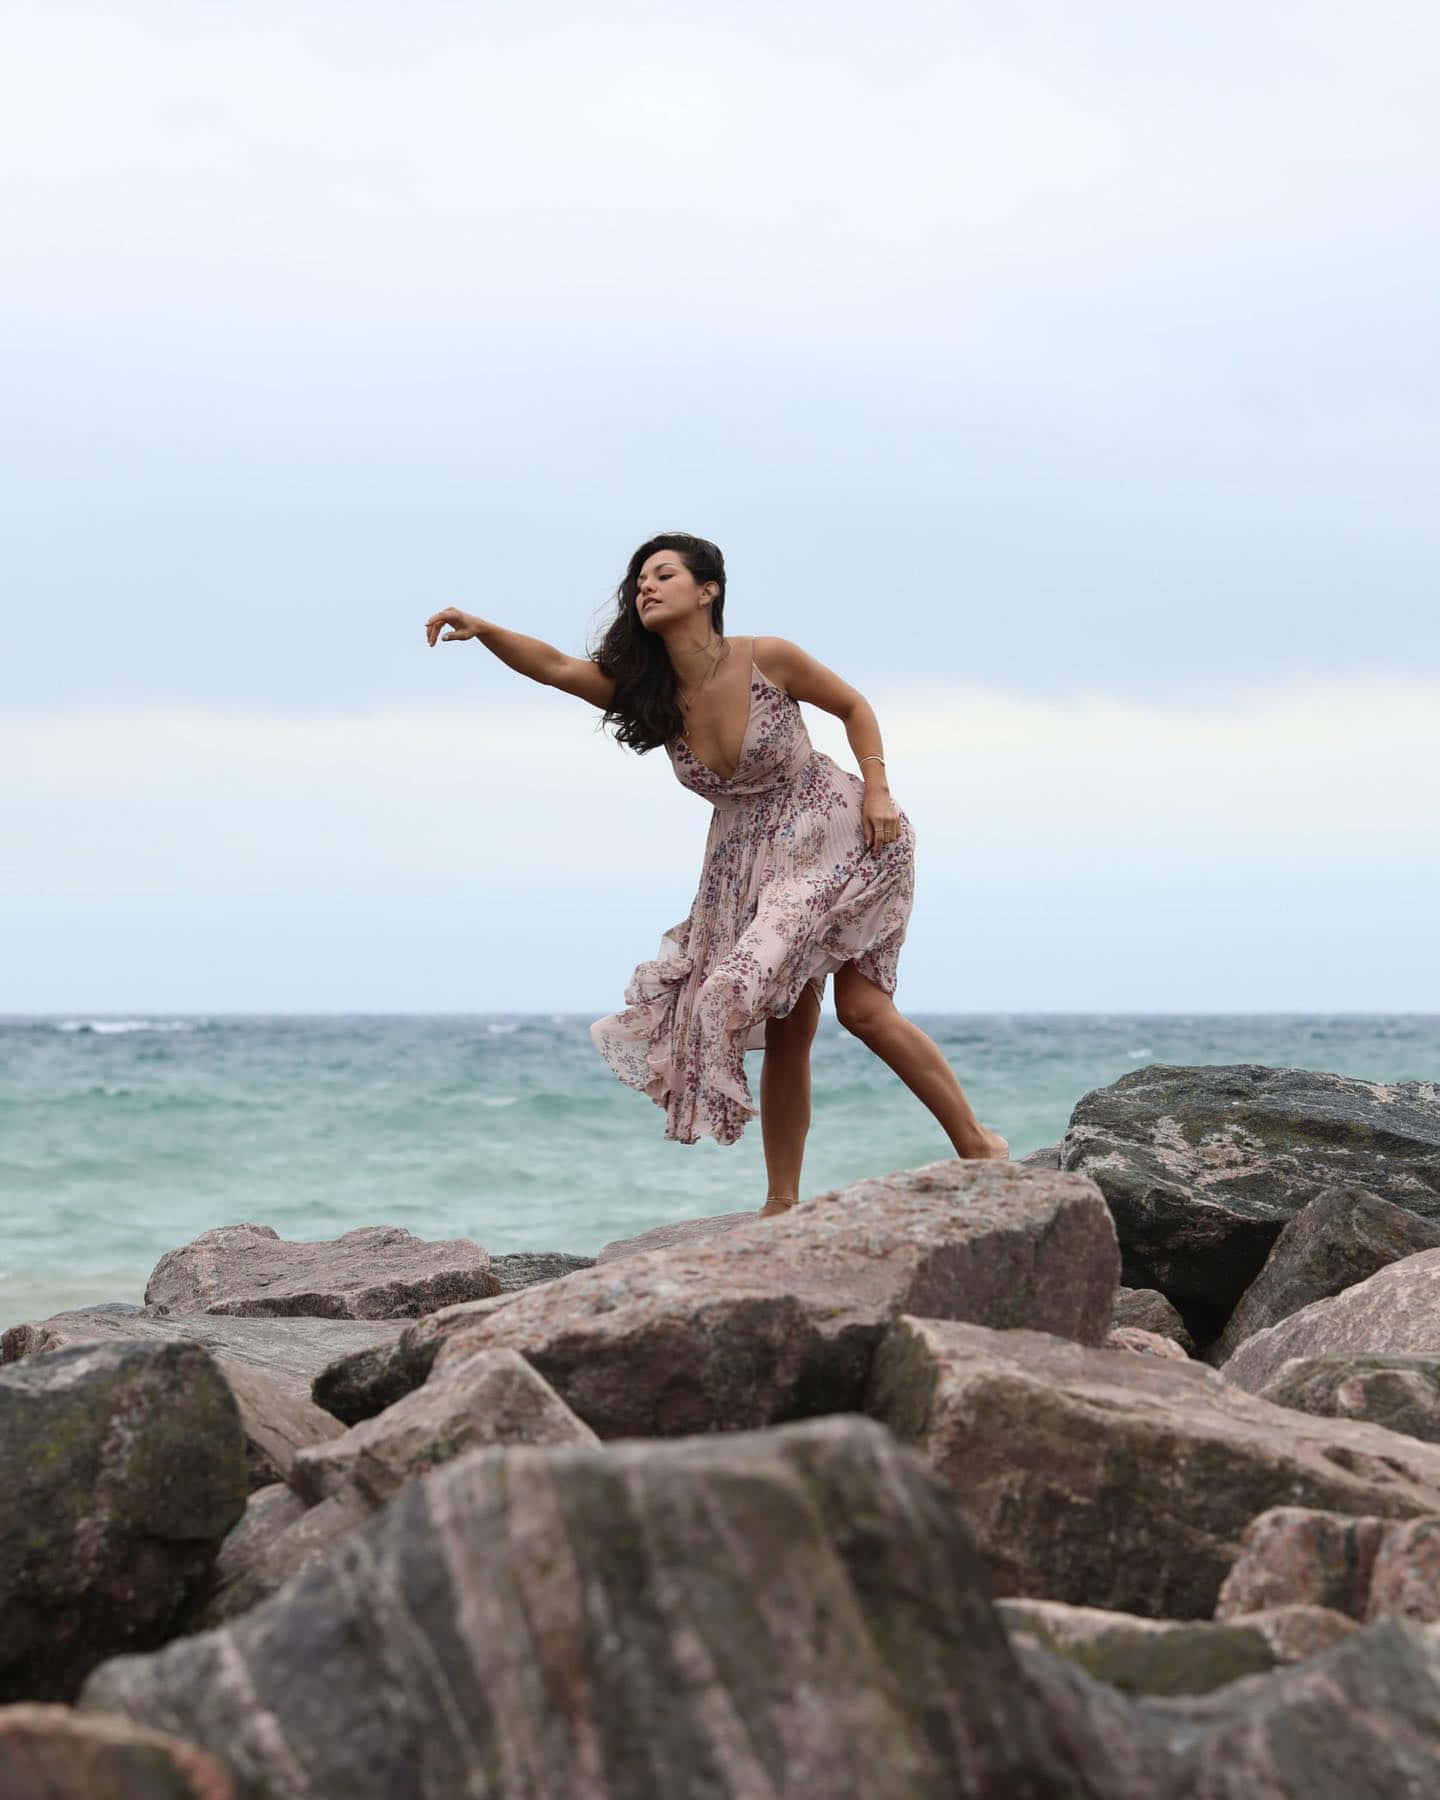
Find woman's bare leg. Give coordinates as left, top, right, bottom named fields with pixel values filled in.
left=832, top=963, right=1008, bottom=1160
left=759, top=982, right=822, bottom=1213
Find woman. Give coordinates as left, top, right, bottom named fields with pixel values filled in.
left=425, top=532, right=1007, bottom=1213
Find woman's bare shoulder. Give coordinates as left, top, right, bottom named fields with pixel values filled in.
left=751, top=635, right=795, bottom=695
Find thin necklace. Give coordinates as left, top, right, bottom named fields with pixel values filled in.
left=677, top=636, right=729, bottom=741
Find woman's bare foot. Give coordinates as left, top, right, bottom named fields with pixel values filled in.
left=759, top=1195, right=797, bottom=1217
left=962, top=1129, right=1010, bottom=1162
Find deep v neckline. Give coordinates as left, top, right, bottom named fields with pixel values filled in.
left=678, top=637, right=758, bottom=784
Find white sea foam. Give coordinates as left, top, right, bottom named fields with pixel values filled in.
left=55, top=1019, right=199, bottom=1034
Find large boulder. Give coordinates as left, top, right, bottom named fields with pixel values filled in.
left=0, top=1705, right=235, bottom=1800
left=144, top=1223, right=500, bottom=1319
left=80, top=1417, right=1096, bottom=1799
left=0, top=1341, right=247, bottom=1701
left=1019, top=1618, right=1440, bottom=1797
left=425, top=1161, right=1120, bottom=1438
left=1, top=1307, right=406, bottom=1394
left=310, top=1291, right=526, bottom=1425
left=595, top=1212, right=757, bottom=1262
left=866, top=1316, right=1440, bottom=1618
left=1212, top=1186, right=1440, bottom=1363
left=1258, top=1353, right=1440, bottom=1443
left=489, top=1251, right=594, bottom=1289
left=1221, top=1248, right=1440, bottom=1392
left=290, top=1347, right=599, bottom=1506
left=1000, top=1598, right=1355, bottom=1696
left=1058, top=1064, right=1440, bottom=1325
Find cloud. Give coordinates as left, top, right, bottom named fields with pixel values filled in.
left=8, top=675, right=1435, bottom=901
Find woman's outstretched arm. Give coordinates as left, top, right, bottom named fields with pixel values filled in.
left=424, top=607, right=615, bottom=708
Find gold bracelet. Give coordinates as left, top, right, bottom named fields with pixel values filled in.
left=859, top=754, right=885, bottom=767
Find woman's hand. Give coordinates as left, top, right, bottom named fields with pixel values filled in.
left=425, top=607, right=485, bottom=646
left=863, top=789, right=902, bottom=852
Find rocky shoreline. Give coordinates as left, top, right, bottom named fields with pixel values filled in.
left=2, top=1059, right=1439, bottom=1796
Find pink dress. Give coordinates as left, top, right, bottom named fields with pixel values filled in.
left=591, top=639, right=916, bottom=1146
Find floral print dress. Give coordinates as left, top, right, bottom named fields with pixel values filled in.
left=590, top=637, right=916, bottom=1146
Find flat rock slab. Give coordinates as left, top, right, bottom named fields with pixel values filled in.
left=1259, top=1353, right=1440, bottom=1444
left=866, top=1316, right=1440, bottom=1619
left=1058, top=1063, right=1440, bottom=1319
left=489, top=1251, right=594, bottom=1289
left=596, top=1212, right=758, bottom=1263
left=145, top=1223, right=500, bottom=1319
left=428, top=1160, right=1120, bottom=1438
left=81, top=1417, right=1096, bottom=1800
left=1000, top=1598, right=1356, bottom=1695
left=0, top=1340, right=247, bottom=1702
left=2, top=1307, right=406, bottom=1396
left=0, top=1704, right=235, bottom=1800
left=291, top=1347, right=599, bottom=1507
left=1222, top=1247, right=1440, bottom=1392
left=1213, top=1185, right=1440, bottom=1363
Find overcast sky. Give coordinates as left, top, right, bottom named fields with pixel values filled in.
left=4, top=1, right=1437, bottom=1011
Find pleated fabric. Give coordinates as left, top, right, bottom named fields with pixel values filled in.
left=590, top=639, right=915, bottom=1146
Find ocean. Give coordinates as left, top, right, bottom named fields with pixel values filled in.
left=3, top=1012, right=1436, bottom=1331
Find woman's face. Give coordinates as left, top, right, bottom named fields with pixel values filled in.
left=635, top=549, right=713, bottom=628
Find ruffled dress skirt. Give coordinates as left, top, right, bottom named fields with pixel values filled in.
left=590, top=654, right=915, bottom=1146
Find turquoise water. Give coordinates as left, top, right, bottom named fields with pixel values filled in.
left=2, top=1013, right=1436, bottom=1328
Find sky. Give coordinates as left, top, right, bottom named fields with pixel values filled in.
left=3, top=0, right=1437, bottom=1012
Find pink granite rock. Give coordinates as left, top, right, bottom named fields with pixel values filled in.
left=1366, top=1516, right=1440, bottom=1624
left=595, top=1212, right=758, bottom=1263
left=291, top=1347, right=599, bottom=1506
left=1106, top=1326, right=1191, bottom=1360
left=866, top=1317, right=1440, bottom=1618
left=0, top=1705, right=235, bottom=1800
left=1222, top=1247, right=1440, bottom=1392
left=145, top=1223, right=500, bottom=1319
left=80, top=1417, right=1096, bottom=1799
left=429, top=1160, right=1120, bottom=1438
left=1214, top=1507, right=1390, bottom=1620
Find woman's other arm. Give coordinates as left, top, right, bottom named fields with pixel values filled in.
left=425, top=608, right=615, bottom=709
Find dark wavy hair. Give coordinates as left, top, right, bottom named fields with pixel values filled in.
left=588, top=533, right=730, bottom=753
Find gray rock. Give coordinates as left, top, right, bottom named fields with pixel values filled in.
left=1222, top=1248, right=1440, bottom=1392
left=1366, top=1516, right=1440, bottom=1624
left=1112, top=1286, right=1194, bottom=1352
left=0, top=1704, right=236, bottom=1799
left=999, top=1598, right=1355, bottom=1695
left=1259, top=1353, right=1440, bottom=1443
left=1, top=1307, right=406, bottom=1396
left=0, top=1340, right=247, bottom=1701
left=429, top=1160, right=1120, bottom=1439
left=1140, top=1617, right=1440, bottom=1796
left=210, top=1360, right=345, bottom=1491
left=488, top=1251, right=594, bottom=1290
left=1058, top=1064, right=1440, bottom=1321
left=144, top=1222, right=500, bottom=1319
left=1213, top=1185, right=1440, bottom=1363
left=1020, top=1144, right=1062, bottom=1168
left=291, top=1347, right=599, bottom=1506
left=866, top=1316, right=1440, bottom=1619
left=81, top=1417, right=1097, bottom=1799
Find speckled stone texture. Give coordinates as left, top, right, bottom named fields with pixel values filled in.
left=291, top=1347, right=598, bottom=1506
left=1020, top=1618, right=1440, bottom=1798
left=1215, top=1507, right=1389, bottom=1621
left=595, top=1212, right=758, bottom=1262
left=80, top=1417, right=1097, bottom=1800
left=1213, top=1185, right=1440, bottom=1363
left=866, top=1316, right=1440, bottom=1618
left=0, top=1705, right=235, bottom=1800
left=1222, top=1248, right=1440, bottom=1391
left=0, top=1340, right=247, bottom=1701
left=425, top=1160, right=1120, bottom=1438
left=1111, top=1286, right=1194, bottom=1351
left=1, top=1308, right=406, bottom=1393
left=144, top=1223, right=500, bottom=1319
left=1259, top=1353, right=1440, bottom=1443
left=1058, top=1064, right=1440, bottom=1322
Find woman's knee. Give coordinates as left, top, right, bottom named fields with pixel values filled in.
left=834, top=969, right=894, bottom=1038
